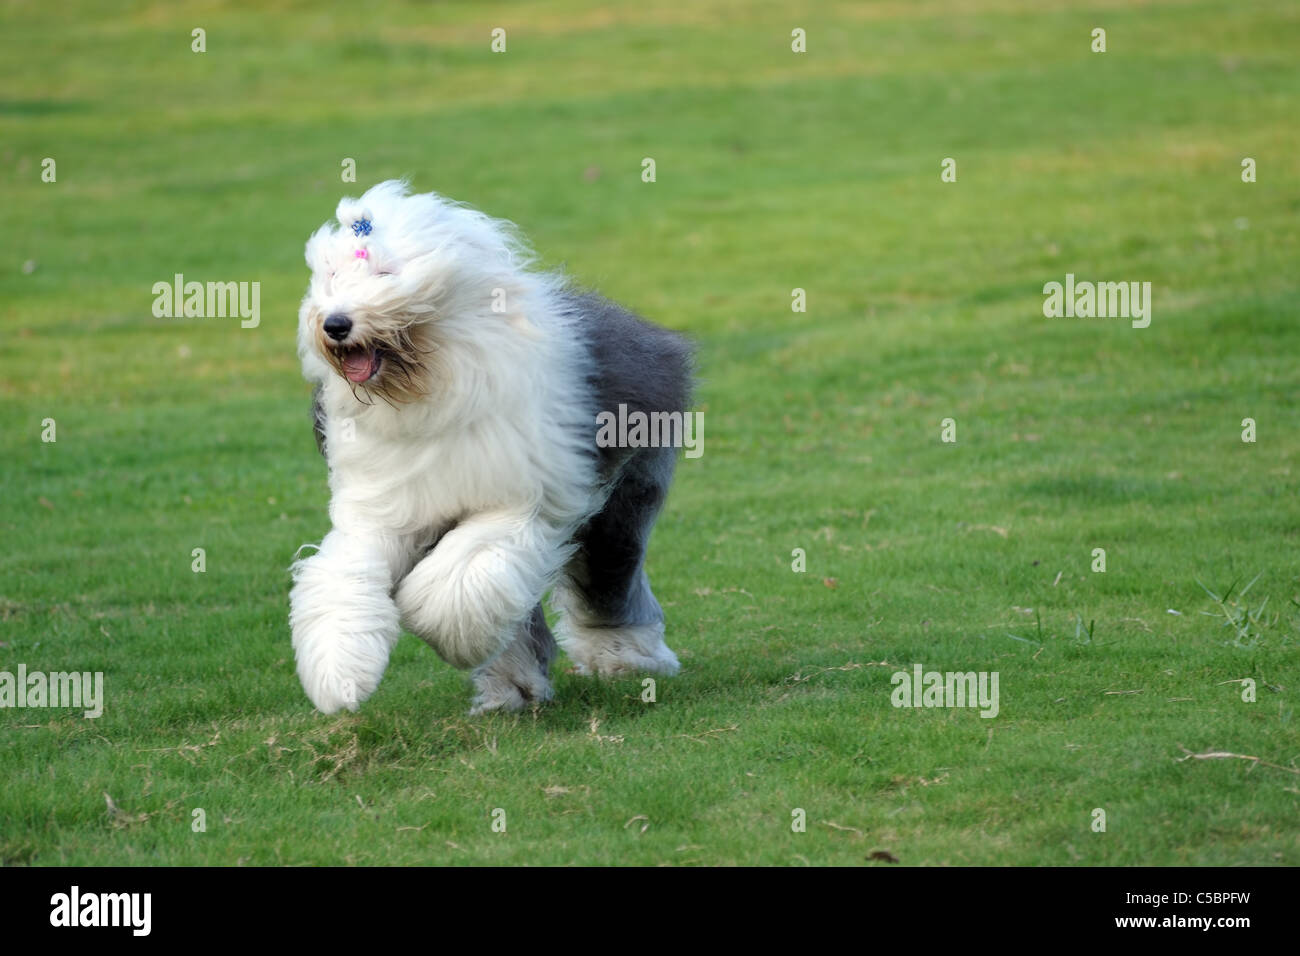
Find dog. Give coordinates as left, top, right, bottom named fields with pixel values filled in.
left=289, top=181, right=693, bottom=715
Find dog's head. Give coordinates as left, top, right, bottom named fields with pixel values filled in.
left=298, top=180, right=534, bottom=404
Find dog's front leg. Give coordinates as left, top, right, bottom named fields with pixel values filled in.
left=396, top=510, right=567, bottom=671
left=290, top=527, right=405, bottom=713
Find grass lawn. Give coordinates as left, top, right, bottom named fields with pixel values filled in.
left=1, top=0, right=1298, bottom=865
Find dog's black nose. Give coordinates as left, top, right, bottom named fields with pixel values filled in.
left=323, top=314, right=352, bottom=341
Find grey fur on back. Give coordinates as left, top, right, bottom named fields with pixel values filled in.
left=560, top=289, right=694, bottom=480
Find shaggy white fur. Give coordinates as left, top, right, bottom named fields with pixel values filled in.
left=290, top=181, right=687, bottom=714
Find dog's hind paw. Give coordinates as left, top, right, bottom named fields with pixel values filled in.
left=468, top=673, right=553, bottom=715
left=561, top=622, right=681, bottom=678
left=468, top=642, right=554, bottom=715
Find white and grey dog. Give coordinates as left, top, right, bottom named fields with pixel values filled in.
left=289, top=181, right=692, bottom=715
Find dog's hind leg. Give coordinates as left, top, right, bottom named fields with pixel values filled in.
left=469, top=604, right=556, bottom=714
left=552, top=446, right=681, bottom=677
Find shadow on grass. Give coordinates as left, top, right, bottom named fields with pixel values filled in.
left=0, top=98, right=89, bottom=116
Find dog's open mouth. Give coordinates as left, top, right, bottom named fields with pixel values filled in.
left=337, top=347, right=382, bottom=383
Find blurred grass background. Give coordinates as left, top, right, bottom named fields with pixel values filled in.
left=1, top=0, right=1297, bottom=864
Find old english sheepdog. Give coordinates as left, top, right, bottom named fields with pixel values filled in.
left=289, top=181, right=693, bottom=715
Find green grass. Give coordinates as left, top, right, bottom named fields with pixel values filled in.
left=2, top=0, right=1298, bottom=865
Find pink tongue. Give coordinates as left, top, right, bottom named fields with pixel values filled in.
left=343, top=350, right=377, bottom=383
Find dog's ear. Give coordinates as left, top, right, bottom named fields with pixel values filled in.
left=508, top=311, right=541, bottom=339
left=491, top=284, right=541, bottom=338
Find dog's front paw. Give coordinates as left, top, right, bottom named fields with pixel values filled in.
left=300, top=669, right=372, bottom=715
left=293, top=629, right=392, bottom=714
left=290, top=541, right=401, bottom=714
left=395, top=548, right=522, bottom=670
